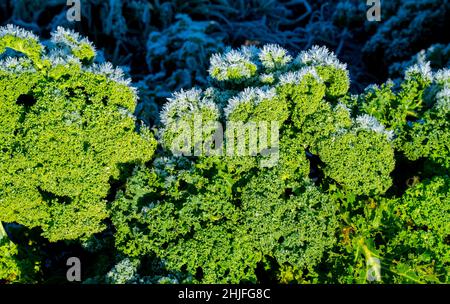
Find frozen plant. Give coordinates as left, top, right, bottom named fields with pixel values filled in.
left=0, top=25, right=156, bottom=242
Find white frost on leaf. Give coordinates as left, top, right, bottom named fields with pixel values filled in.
left=46, top=48, right=81, bottom=67
left=160, top=88, right=219, bottom=126
left=278, top=66, right=320, bottom=85
left=355, top=114, right=394, bottom=141
left=224, top=86, right=277, bottom=118
left=88, top=62, right=131, bottom=86
left=0, top=57, right=36, bottom=73
left=259, top=44, right=292, bottom=70
left=405, top=61, right=432, bottom=82
left=434, top=68, right=450, bottom=85
left=0, top=24, right=38, bottom=41
left=435, top=86, right=450, bottom=112
left=51, top=26, right=95, bottom=53
left=296, top=45, right=347, bottom=71
left=208, top=46, right=258, bottom=81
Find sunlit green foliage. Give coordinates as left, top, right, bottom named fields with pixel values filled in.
left=0, top=26, right=156, bottom=241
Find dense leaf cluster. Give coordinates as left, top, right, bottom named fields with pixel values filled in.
left=0, top=24, right=448, bottom=284
left=0, top=26, right=156, bottom=242
left=108, top=44, right=412, bottom=283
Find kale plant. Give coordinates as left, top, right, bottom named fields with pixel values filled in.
left=0, top=25, right=156, bottom=242
left=358, top=62, right=450, bottom=169
left=109, top=44, right=399, bottom=283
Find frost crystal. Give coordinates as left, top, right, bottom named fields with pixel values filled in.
left=88, top=62, right=131, bottom=86
left=209, top=46, right=258, bottom=81
left=260, top=73, right=275, bottom=84
left=335, top=102, right=351, bottom=113
left=160, top=88, right=219, bottom=126
left=0, top=24, right=38, bottom=41
left=224, top=86, right=277, bottom=117
left=296, top=45, right=347, bottom=71
left=405, top=62, right=432, bottom=82
left=46, top=48, right=81, bottom=67
left=259, top=44, right=292, bottom=70
left=0, top=57, right=36, bottom=73
left=51, top=26, right=95, bottom=52
left=434, top=68, right=450, bottom=85
left=355, top=114, right=394, bottom=140
left=435, top=86, right=450, bottom=112
left=278, top=66, right=320, bottom=85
